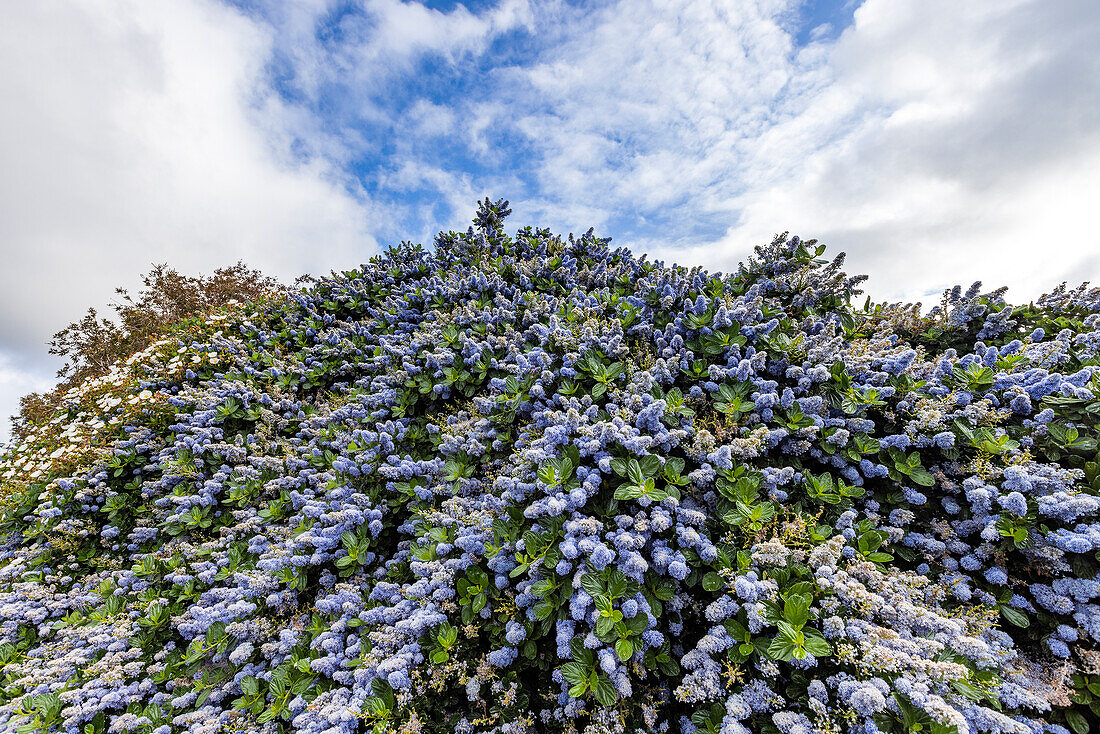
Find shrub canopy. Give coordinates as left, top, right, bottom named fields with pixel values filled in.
left=2, top=199, right=1100, bottom=734
left=12, top=262, right=280, bottom=441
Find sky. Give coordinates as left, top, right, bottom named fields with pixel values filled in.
left=1, top=0, right=1098, bottom=442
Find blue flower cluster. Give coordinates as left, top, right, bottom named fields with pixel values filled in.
left=1, top=197, right=1100, bottom=734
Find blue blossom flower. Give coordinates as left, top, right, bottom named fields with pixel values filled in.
left=1, top=202, right=1097, bottom=734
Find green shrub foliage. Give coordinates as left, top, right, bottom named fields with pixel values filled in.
left=11, top=262, right=280, bottom=440
left=2, top=198, right=1100, bottom=734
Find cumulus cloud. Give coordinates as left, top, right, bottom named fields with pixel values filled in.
left=510, top=0, right=816, bottom=217
left=0, top=352, right=55, bottom=447
left=492, top=0, right=1100, bottom=303
left=0, top=0, right=386, bottom=351
left=349, top=0, right=531, bottom=69
left=4, top=0, right=1098, bottom=442
left=0, top=0, right=383, bottom=440
left=704, top=0, right=1100, bottom=302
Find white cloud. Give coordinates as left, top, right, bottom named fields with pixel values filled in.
left=356, top=0, right=530, bottom=62
left=4, top=0, right=1098, bottom=440
left=405, top=99, right=457, bottom=137
left=488, top=0, right=1100, bottom=304
left=240, top=0, right=537, bottom=239
left=0, top=0, right=379, bottom=359
left=504, top=0, right=816, bottom=225
left=0, top=352, right=56, bottom=449
left=704, top=0, right=1100, bottom=303
left=0, top=0, right=389, bottom=441
left=301, top=0, right=533, bottom=110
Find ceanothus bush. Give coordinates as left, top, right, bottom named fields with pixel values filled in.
left=2, top=198, right=1100, bottom=734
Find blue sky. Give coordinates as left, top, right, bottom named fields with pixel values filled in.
left=1, top=0, right=1098, bottom=442
left=214, top=0, right=864, bottom=248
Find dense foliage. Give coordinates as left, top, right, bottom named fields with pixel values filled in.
left=2, top=199, right=1100, bottom=734
left=12, top=262, right=281, bottom=440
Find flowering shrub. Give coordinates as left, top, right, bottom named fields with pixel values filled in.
left=12, top=262, right=281, bottom=442
left=1, top=198, right=1100, bottom=734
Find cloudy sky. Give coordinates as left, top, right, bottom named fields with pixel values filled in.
left=1, top=0, right=1098, bottom=441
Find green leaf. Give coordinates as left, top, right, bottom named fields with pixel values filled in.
left=909, top=467, right=935, bottom=487
left=615, top=638, right=634, bottom=662
left=581, top=574, right=605, bottom=598
left=783, top=593, right=812, bottom=628
left=1066, top=710, right=1090, bottom=734
left=951, top=680, right=985, bottom=702
left=438, top=622, right=458, bottom=647
left=776, top=620, right=800, bottom=640
left=859, top=531, right=883, bottom=553
left=362, top=697, right=388, bottom=717
left=472, top=592, right=487, bottom=613
left=607, top=571, right=629, bottom=599
left=593, top=674, right=618, bottom=707
left=268, top=677, right=287, bottom=699
left=522, top=531, right=543, bottom=555
left=802, top=630, right=832, bottom=657
left=999, top=605, right=1029, bottom=628
left=701, top=572, right=724, bottom=592
left=241, top=675, right=260, bottom=697
left=766, top=636, right=798, bottom=662
left=531, top=579, right=555, bottom=597
left=638, top=455, right=661, bottom=477
left=561, top=661, right=588, bottom=686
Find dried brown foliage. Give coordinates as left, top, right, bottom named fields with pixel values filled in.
left=9, top=262, right=282, bottom=439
